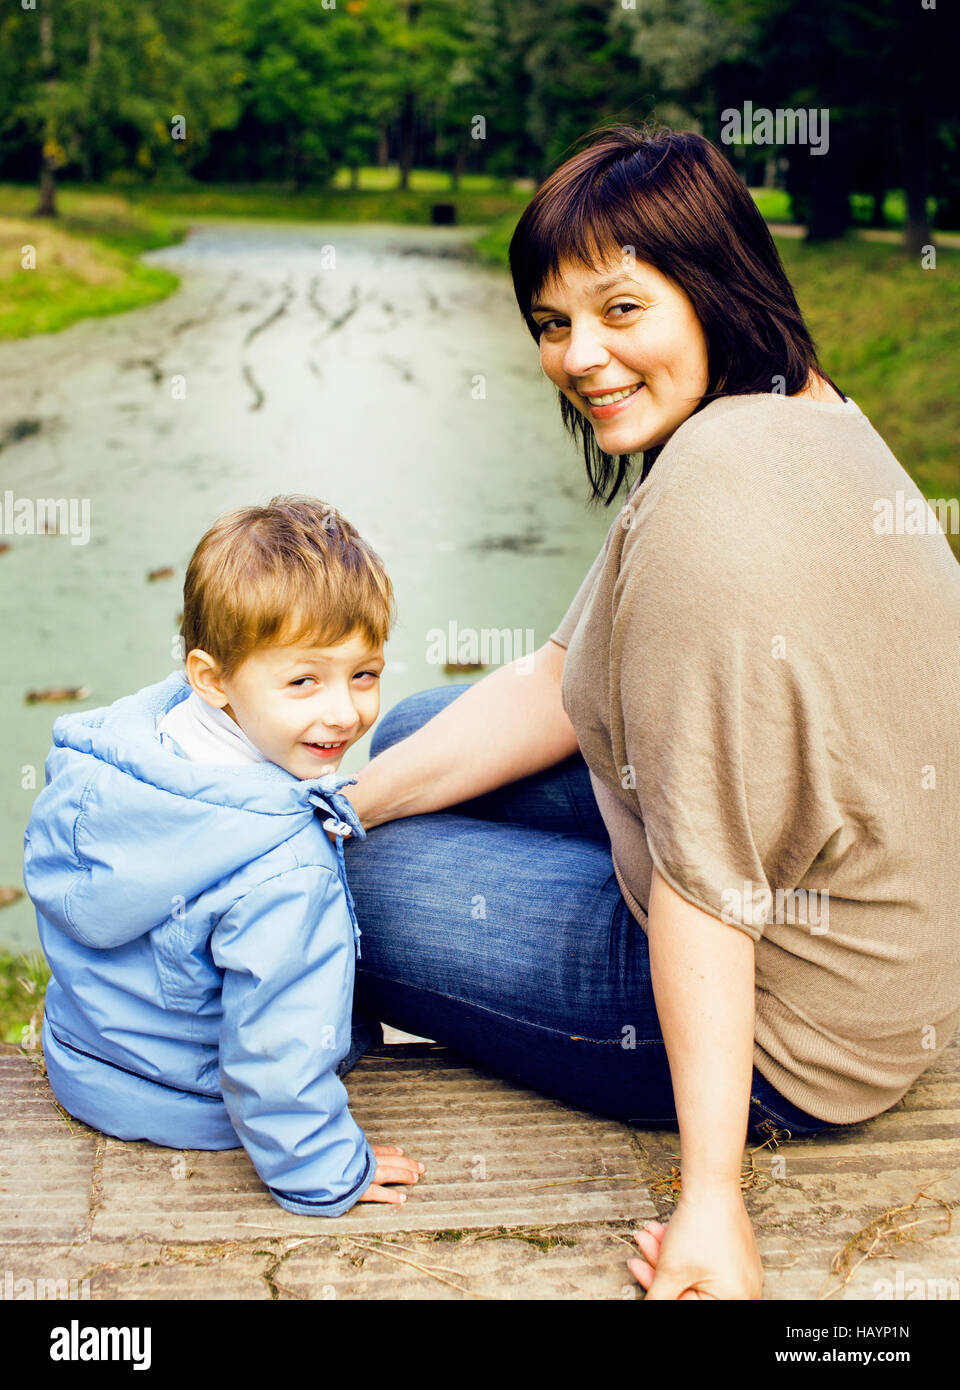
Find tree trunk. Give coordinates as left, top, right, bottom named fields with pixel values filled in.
left=36, top=162, right=57, bottom=217
left=804, top=126, right=850, bottom=243
left=286, top=133, right=300, bottom=190
left=34, top=10, right=57, bottom=217
left=398, top=92, right=415, bottom=191
left=451, top=142, right=466, bottom=191
left=81, top=2, right=101, bottom=188
left=902, top=106, right=932, bottom=255
left=376, top=125, right=388, bottom=168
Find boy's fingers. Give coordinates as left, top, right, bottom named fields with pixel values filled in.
left=358, top=1183, right=407, bottom=1204
left=371, top=1152, right=425, bottom=1173
left=373, top=1162, right=422, bottom=1185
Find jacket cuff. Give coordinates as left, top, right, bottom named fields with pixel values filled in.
left=266, top=1139, right=377, bottom=1218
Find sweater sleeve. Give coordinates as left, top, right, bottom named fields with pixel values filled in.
left=210, top=864, right=376, bottom=1216
left=549, top=528, right=614, bottom=649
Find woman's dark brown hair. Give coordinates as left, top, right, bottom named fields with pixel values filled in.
left=509, top=122, right=837, bottom=504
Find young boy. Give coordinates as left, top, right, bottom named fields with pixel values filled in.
left=22, top=496, right=423, bottom=1217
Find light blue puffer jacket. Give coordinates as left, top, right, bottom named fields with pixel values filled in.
left=22, top=670, right=377, bottom=1217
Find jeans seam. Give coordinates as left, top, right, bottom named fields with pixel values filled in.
left=358, top=969, right=665, bottom=1049
left=747, top=1091, right=804, bottom=1131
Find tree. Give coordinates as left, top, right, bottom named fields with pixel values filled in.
left=506, top=0, right=648, bottom=184
left=1, top=0, right=243, bottom=205
left=706, top=0, right=960, bottom=248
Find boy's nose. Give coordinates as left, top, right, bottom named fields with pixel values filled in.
left=315, top=705, right=360, bottom=738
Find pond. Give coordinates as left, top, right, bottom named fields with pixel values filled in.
left=0, top=219, right=614, bottom=950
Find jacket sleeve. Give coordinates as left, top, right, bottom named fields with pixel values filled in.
left=210, top=862, right=377, bottom=1217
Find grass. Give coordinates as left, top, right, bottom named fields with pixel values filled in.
left=329, top=166, right=527, bottom=193
left=776, top=235, right=960, bottom=508
left=0, top=187, right=185, bottom=340
left=822, top=1184, right=955, bottom=1299
left=0, top=950, right=49, bottom=1045
left=100, top=170, right=530, bottom=227
left=749, top=186, right=943, bottom=228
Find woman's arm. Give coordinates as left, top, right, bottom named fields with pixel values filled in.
left=344, top=639, right=580, bottom=829
left=630, top=864, right=763, bottom=1299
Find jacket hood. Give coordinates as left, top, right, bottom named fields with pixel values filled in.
left=23, top=670, right=365, bottom=947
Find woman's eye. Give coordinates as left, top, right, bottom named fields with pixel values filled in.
left=609, top=302, right=639, bottom=318
left=290, top=676, right=315, bottom=688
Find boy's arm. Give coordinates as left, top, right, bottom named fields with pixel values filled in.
left=210, top=863, right=377, bottom=1217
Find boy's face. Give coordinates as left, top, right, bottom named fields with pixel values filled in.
left=196, top=628, right=385, bottom=780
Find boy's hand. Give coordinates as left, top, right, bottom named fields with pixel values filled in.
left=356, top=1144, right=425, bottom=1204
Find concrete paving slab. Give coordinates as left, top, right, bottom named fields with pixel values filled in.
left=1, top=1032, right=957, bottom=1300
left=0, top=1238, right=274, bottom=1301
left=270, top=1225, right=645, bottom=1300
left=0, top=1054, right=98, bottom=1246
left=91, top=1045, right=657, bottom=1241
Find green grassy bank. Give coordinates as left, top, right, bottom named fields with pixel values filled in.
left=0, top=187, right=185, bottom=340
left=0, top=951, right=49, bottom=1045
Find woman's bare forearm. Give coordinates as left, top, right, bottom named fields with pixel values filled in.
left=345, top=640, right=579, bottom=828
left=647, top=864, right=757, bottom=1196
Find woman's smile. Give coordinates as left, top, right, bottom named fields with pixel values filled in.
left=579, top=381, right=645, bottom=417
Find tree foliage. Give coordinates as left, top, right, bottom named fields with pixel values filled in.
left=0, top=0, right=956, bottom=242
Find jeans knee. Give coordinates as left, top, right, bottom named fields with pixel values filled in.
left=370, top=683, right=472, bottom=757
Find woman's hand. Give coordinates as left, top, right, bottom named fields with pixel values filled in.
left=627, top=1187, right=763, bottom=1299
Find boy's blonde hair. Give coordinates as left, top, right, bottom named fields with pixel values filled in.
left=179, top=495, right=395, bottom=681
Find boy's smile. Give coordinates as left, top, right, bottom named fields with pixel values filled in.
left=189, top=628, right=384, bottom=780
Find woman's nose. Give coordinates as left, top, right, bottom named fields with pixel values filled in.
left=561, top=321, right=610, bottom=378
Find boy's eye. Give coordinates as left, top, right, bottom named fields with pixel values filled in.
left=354, top=670, right=381, bottom=683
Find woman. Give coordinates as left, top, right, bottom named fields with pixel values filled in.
left=340, top=125, right=960, bottom=1299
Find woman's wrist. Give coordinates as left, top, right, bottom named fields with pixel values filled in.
left=679, top=1174, right=745, bottom=1205
left=341, top=765, right=376, bottom=831
left=342, top=751, right=416, bottom=831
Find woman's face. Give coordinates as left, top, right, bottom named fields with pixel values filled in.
left=532, top=253, right=710, bottom=455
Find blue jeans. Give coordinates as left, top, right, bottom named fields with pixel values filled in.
left=342, top=684, right=840, bottom=1139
